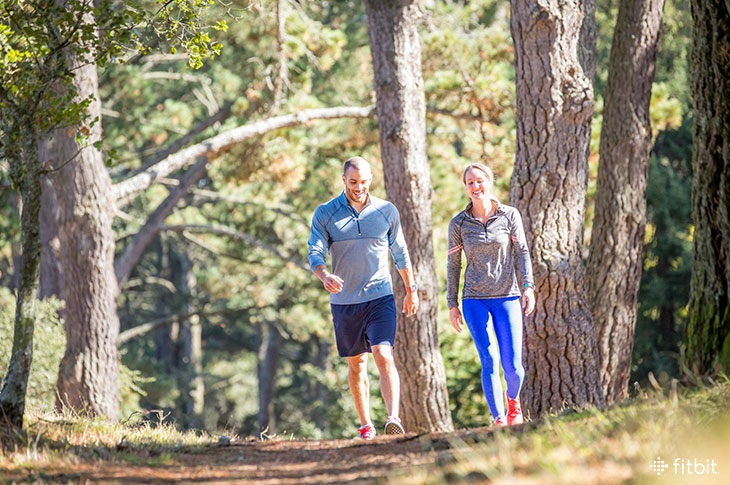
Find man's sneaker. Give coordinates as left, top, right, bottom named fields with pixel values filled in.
left=494, top=417, right=508, bottom=428
left=505, top=390, right=524, bottom=425
left=359, top=423, right=376, bottom=440
left=384, top=416, right=405, bottom=435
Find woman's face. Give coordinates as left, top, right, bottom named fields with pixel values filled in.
left=464, top=168, right=491, bottom=202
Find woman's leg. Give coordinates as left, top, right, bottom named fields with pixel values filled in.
left=462, top=299, right=504, bottom=421
left=490, top=296, right=524, bottom=399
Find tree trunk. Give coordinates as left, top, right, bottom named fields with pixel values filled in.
left=0, top=122, right=42, bottom=431
left=154, top=238, right=179, bottom=372
left=587, top=0, right=665, bottom=404
left=37, top=178, right=63, bottom=301
left=509, top=0, right=606, bottom=415
left=257, top=322, right=282, bottom=433
left=52, top=53, right=120, bottom=420
left=314, top=337, right=329, bottom=433
left=178, top=249, right=204, bottom=429
left=685, top=0, right=730, bottom=374
left=363, top=0, right=453, bottom=433
left=9, top=192, right=22, bottom=293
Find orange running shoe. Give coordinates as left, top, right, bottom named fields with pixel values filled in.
left=505, top=391, right=524, bottom=425
left=494, top=417, right=508, bottom=428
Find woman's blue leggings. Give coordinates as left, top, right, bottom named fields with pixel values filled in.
left=462, top=297, right=524, bottom=421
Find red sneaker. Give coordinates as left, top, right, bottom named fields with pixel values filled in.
left=505, top=391, right=524, bottom=425
left=494, top=417, right=508, bottom=428
left=359, top=423, right=376, bottom=440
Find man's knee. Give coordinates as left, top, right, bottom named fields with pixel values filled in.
left=347, top=353, right=368, bottom=373
left=372, top=345, right=395, bottom=368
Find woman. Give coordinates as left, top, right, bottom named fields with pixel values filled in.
left=446, top=163, right=535, bottom=427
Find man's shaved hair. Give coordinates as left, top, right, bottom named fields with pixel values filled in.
left=344, top=156, right=372, bottom=175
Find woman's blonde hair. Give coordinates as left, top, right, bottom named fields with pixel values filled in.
left=462, top=163, right=494, bottom=185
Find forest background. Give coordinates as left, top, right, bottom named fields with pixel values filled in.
left=0, top=0, right=692, bottom=439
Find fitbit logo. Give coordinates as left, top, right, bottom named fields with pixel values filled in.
left=650, top=456, right=719, bottom=476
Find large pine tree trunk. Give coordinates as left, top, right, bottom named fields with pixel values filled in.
left=363, top=0, right=453, bottom=433
left=509, top=0, right=605, bottom=415
left=587, top=0, right=664, bottom=404
left=51, top=53, right=120, bottom=420
left=0, top=122, right=42, bottom=431
left=686, top=0, right=730, bottom=374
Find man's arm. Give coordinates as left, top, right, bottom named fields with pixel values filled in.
left=308, top=206, right=344, bottom=294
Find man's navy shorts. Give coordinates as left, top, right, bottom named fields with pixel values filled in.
left=330, top=294, right=397, bottom=357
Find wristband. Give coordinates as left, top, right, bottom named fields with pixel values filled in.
left=406, top=284, right=418, bottom=293
left=523, top=283, right=535, bottom=290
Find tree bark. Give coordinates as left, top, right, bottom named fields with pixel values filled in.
left=685, top=0, right=730, bottom=374
left=363, top=0, right=453, bottom=433
left=587, top=0, right=665, bottom=404
left=257, top=322, right=282, bottom=433
left=509, top=0, right=606, bottom=415
left=51, top=53, right=121, bottom=421
left=37, top=178, right=63, bottom=300
left=0, top=121, right=42, bottom=431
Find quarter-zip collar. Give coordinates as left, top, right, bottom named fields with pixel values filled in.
left=464, top=197, right=504, bottom=222
left=339, top=191, right=370, bottom=235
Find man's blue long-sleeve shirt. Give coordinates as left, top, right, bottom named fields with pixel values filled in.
left=307, top=192, right=411, bottom=305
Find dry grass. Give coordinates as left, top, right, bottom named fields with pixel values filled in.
left=0, top=409, right=224, bottom=472
left=396, top=377, right=730, bottom=484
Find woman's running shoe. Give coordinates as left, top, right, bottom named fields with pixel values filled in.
left=505, top=391, right=524, bottom=425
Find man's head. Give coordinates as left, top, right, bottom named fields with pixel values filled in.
left=342, top=157, right=373, bottom=206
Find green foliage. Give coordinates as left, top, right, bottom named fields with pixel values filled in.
left=0, top=0, right=224, bottom=186
left=0, top=288, right=65, bottom=413
left=632, top=120, right=693, bottom=384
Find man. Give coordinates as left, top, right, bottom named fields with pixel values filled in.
left=308, top=156, right=418, bottom=440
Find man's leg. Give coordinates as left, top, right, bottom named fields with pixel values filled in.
left=347, top=352, right=371, bottom=426
left=371, top=344, right=399, bottom=418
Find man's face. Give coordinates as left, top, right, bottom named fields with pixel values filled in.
left=342, top=166, right=372, bottom=205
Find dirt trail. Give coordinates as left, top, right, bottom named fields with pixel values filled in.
left=4, top=430, right=479, bottom=484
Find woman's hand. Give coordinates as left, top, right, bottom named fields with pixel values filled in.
left=522, top=287, right=536, bottom=316
left=449, top=307, right=464, bottom=333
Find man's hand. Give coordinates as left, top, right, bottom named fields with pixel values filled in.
left=313, top=265, right=343, bottom=294
left=402, top=291, right=418, bottom=317
left=322, top=273, right=344, bottom=294
left=522, top=287, right=536, bottom=316
left=449, top=307, right=463, bottom=333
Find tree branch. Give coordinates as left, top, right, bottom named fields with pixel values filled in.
left=130, top=101, right=234, bottom=179
left=118, top=305, right=258, bottom=345
left=160, top=223, right=309, bottom=271
left=111, top=105, right=376, bottom=207
left=115, top=157, right=209, bottom=288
